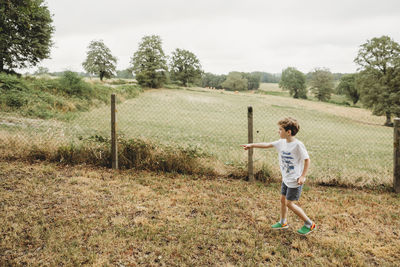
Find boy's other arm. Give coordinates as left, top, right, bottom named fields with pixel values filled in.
left=297, top=158, right=311, bottom=185
left=241, top=142, right=274, bottom=150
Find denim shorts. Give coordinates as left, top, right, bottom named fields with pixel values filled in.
left=281, top=182, right=303, bottom=201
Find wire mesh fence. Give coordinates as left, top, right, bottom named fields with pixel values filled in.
left=0, top=87, right=393, bottom=187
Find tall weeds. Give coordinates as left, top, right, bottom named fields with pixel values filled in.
left=0, top=133, right=239, bottom=177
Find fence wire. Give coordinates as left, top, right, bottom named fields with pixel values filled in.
left=0, top=87, right=393, bottom=187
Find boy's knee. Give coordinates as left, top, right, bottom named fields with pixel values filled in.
left=286, top=200, right=295, bottom=208
left=280, top=195, right=286, bottom=204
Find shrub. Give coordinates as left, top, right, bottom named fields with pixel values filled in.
left=3, top=90, right=28, bottom=108
left=59, top=71, right=94, bottom=99
left=31, top=77, right=61, bottom=94
left=0, top=73, right=29, bottom=91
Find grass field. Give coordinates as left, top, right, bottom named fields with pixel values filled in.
left=259, top=83, right=362, bottom=107
left=0, top=83, right=393, bottom=187
left=1, top=161, right=399, bottom=265
left=70, top=86, right=392, bottom=187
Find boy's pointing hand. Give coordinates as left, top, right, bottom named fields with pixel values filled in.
left=241, top=144, right=251, bottom=150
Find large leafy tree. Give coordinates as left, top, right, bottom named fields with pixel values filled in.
left=336, top=73, right=360, bottom=104
left=170, top=48, right=202, bottom=87
left=130, top=35, right=168, bottom=88
left=279, top=67, right=307, bottom=99
left=82, top=40, right=117, bottom=81
left=309, top=68, right=334, bottom=101
left=0, top=0, right=54, bottom=73
left=354, top=35, right=400, bottom=126
left=221, top=72, right=248, bottom=91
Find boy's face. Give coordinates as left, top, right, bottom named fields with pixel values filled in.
left=278, top=126, right=291, bottom=139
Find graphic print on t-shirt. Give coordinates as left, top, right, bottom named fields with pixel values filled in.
left=281, top=151, right=295, bottom=174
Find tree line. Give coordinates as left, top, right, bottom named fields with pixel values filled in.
left=80, top=36, right=279, bottom=91
left=278, top=35, right=400, bottom=126
left=81, top=36, right=203, bottom=88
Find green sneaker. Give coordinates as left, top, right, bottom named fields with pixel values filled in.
left=271, top=222, right=289, bottom=230
left=297, top=223, right=316, bottom=235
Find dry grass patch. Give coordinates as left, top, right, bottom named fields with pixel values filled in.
left=1, top=161, right=399, bottom=266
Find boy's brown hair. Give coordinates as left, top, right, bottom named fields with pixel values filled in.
left=278, top=117, right=300, bottom=136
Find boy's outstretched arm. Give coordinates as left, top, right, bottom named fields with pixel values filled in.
left=241, top=143, right=274, bottom=150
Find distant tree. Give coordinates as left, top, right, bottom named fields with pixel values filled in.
left=221, top=72, right=248, bottom=91
left=201, top=73, right=227, bottom=89
left=309, top=68, right=334, bottom=101
left=0, top=0, right=54, bottom=73
left=242, top=72, right=261, bottom=90
left=34, top=66, right=49, bottom=76
left=354, top=35, right=400, bottom=126
left=82, top=40, right=117, bottom=81
left=201, top=73, right=215, bottom=88
left=116, top=69, right=134, bottom=79
left=170, top=48, right=202, bottom=87
left=336, top=73, right=360, bottom=104
left=332, top=73, right=345, bottom=81
left=279, top=67, right=307, bottom=99
left=254, top=72, right=281, bottom=83
left=130, top=35, right=168, bottom=88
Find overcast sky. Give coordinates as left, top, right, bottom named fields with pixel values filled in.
left=34, top=0, right=400, bottom=75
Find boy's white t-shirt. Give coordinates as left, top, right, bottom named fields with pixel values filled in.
left=271, top=139, right=310, bottom=188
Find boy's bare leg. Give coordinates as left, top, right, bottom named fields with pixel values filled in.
left=286, top=200, right=310, bottom=223
left=280, top=195, right=288, bottom=222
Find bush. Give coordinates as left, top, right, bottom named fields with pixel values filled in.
left=59, top=71, right=94, bottom=99
left=3, top=90, right=28, bottom=108
left=0, top=73, right=29, bottom=91
left=31, top=77, right=61, bottom=94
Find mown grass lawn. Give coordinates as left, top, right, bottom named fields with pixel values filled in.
left=1, top=161, right=399, bottom=266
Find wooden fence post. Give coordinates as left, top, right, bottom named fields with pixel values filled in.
left=248, top=106, right=254, bottom=181
left=394, top=118, right=400, bottom=193
left=111, top=94, right=118, bottom=170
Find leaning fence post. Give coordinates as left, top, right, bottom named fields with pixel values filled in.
left=248, top=106, right=254, bottom=181
left=394, top=118, right=400, bottom=193
left=111, top=94, right=118, bottom=170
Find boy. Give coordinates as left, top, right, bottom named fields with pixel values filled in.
left=241, top=117, right=316, bottom=235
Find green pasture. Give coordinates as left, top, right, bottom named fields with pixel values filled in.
left=0, top=84, right=392, bottom=186
left=71, top=87, right=392, bottom=186
left=259, top=83, right=361, bottom=107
